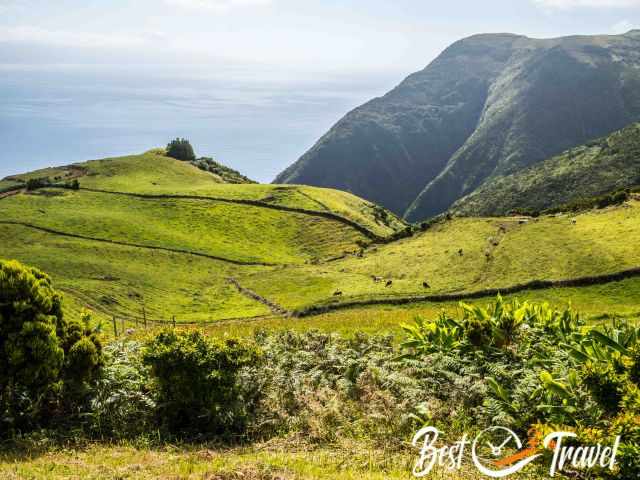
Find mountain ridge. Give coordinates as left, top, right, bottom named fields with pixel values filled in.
left=275, top=30, right=640, bottom=221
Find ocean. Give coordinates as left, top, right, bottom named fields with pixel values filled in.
left=0, top=63, right=400, bottom=183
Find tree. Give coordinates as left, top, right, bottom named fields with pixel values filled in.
left=0, top=259, right=103, bottom=435
left=166, top=138, right=196, bottom=161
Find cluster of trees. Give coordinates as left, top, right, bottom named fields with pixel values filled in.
left=166, top=138, right=196, bottom=161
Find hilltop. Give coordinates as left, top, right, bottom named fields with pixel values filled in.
left=275, top=31, right=640, bottom=221
left=0, top=150, right=409, bottom=322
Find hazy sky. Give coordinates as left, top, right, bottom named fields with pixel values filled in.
left=1, top=0, right=639, bottom=181
left=2, top=0, right=639, bottom=71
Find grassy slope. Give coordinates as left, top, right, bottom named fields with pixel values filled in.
left=0, top=223, right=272, bottom=323
left=452, top=122, right=640, bottom=216
left=5, top=151, right=406, bottom=238
left=1, top=189, right=367, bottom=265
left=161, top=277, right=639, bottom=340
left=0, top=152, right=405, bottom=323
left=237, top=200, right=640, bottom=311
left=0, top=179, right=21, bottom=193
left=76, top=152, right=407, bottom=238
left=3, top=151, right=640, bottom=330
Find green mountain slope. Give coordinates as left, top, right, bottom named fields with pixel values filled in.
left=275, top=30, right=640, bottom=221
left=451, top=123, right=640, bottom=216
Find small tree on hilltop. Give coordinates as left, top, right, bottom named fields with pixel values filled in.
left=166, top=138, right=196, bottom=161
left=0, top=259, right=104, bottom=435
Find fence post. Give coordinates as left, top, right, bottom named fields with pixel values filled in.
left=121, top=316, right=125, bottom=335
left=172, top=315, right=176, bottom=329
left=112, top=316, right=118, bottom=338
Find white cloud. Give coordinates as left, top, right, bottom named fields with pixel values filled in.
left=611, top=19, right=639, bottom=32
left=533, top=0, right=640, bottom=8
left=164, top=0, right=272, bottom=12
left=0, top=26, right=161, bottom=49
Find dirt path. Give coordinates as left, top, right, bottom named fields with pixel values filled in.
left=0, top=188, right=24, bottom=199
left=226, top=277, right=290, bottom=316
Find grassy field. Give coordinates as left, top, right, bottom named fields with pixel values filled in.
left=0, top=441, right=547, bottom=480
left=6, top=151, right=406, bottom=238
left=239, top=200, right=640, bottom=312
left=2, top=151, right=640, bottom=480
left=2, top=152, right=640, bottom=331
left=0, top=189, right=369, bottom=265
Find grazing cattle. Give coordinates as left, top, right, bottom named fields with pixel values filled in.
left=571, top=218, right=577, bottom=225
left=385, top=280, right=393, bottom=288
left=333, top=290, right=343, bottom=296
left=126, top=328, right=135, bottom=335
left=458, top=249, right=464, bottom=256
left=372, top=275, right=383, bottom=283
left=422, top=281, right=430, bottom=289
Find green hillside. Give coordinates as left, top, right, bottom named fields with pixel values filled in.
left=0, top=151, right=409, bottom=323
left=0, top=223, right=272, bottom=323
left=6, top=150, right=406, bottom=238
left=452, top=122, right=640, bottom=216
left=237, top=199, right=640, bottom=313
left=2, top=150, right=640, bottom=328
left=0, top=189, right=369, bottom=265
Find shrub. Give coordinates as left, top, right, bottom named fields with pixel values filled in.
left=166, top=138, right=196, bottom=161
left=25, top=177, right=49, bottom=191
left=64, top=179, right=80, bottom=190
left=89, top=341, right=156, bottom=440
left=192, top=157, right=254, bottom=184
left=0, top=259, right=103, bottom=436
left=143, top=330, right=260, bottom=438
left=253, top=331, right=422, bottom=444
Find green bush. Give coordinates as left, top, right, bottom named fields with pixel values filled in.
left=142, top=330, right=260, bottom=438
left=166, top=138, right=196, bottom=161
left=192, top=157, right=254, bottom=184
left=0, top=259, right=103, bottom=435
left=25, top=177, right=49, bottom=191
left=64, top=179, right=80, bottom=190
left=89, top=341, right=156, bottom=440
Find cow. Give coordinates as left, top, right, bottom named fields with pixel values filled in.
left=372, top=275, right=383, bottom=283
left=423, top=281, right=431, bottom=289
left=333, top=290, right=343, bottom=296
left=385, top=280, right=393, bottom=288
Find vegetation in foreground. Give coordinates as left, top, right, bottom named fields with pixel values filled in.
left=1, top=259, right=639, bottom=479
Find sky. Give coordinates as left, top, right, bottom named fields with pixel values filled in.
left=1, top=0, right=639, bottom=181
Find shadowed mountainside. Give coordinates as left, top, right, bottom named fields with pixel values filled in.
left=275, top=30, right=640, bottom=221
